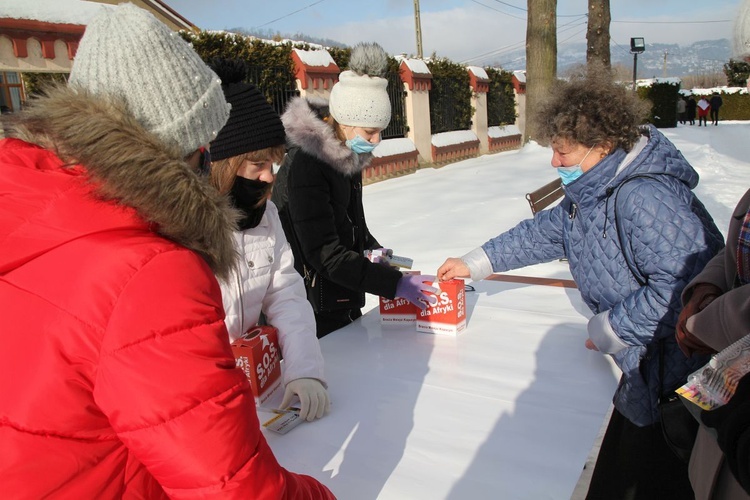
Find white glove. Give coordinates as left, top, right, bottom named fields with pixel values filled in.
left=280, top=378, right=330, bottom=421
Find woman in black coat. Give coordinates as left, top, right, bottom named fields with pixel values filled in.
left=273, top=43, right=436, bottom=337
left=686, top=95, right=697, bottom=126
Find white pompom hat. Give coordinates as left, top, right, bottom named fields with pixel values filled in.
left=329, top=43, right=391, bottom=129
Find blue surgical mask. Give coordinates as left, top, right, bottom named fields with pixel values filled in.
left=346, top=134, right=377, bottom=154
left=557, top=165, right=584, bottom=185
left=556, top=146, right=594, bottom=185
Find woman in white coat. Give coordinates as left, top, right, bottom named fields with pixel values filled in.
left=209, top=59, right=329, bottom=421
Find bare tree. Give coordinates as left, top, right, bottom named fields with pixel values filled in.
left=586, top=0, right=611, bottom=68
left=681, top=72, right=728, bottom=90
left=525, top=0, right=557, bottom=144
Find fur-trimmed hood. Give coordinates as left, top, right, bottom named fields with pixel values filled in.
left=1, top=85, right=239, bottom=279
left=281, top=96, right=373, bottom=176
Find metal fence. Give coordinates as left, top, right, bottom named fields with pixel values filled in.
left=429, top=80, right=470, bottom=134
left=382, top=70, right=407, bottom=139
left=246, top=65, right=299, bottom=117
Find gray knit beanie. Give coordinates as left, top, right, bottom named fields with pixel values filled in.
left=329, top=42, right=391, bottom=129
left=69, top=3, right=230, bottom=157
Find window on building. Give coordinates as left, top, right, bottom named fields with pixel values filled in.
left=0, top=72, right=24, bottom=113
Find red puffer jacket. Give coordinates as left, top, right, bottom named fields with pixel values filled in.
left=0, top=88, right=334, bottom=499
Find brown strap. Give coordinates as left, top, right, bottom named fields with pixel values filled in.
left=486, top=273, right=577, bottom=289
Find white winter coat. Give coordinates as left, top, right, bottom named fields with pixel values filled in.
left=219, top=200, right=326, bottom=386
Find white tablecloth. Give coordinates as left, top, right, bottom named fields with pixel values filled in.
left=262, top=278, right=620, bottom=499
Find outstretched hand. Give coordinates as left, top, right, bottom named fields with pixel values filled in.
left=396, top=274, right=439, bottom=310
left=437, top=258, right=470, bottom=282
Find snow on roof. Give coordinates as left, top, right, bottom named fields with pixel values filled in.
left=513, top=70, right=526, bottom=83
left=0, top=0, right=111, bottom=25
left=488, top=125, right=521, bottom=138
left=402, top=58, right=430, bottom=75
left=467, top=66, right=488, bottom=80
left=431, top=130, right=478, bottom=147
left=293, top=48, right=336, bottom=67
left=373, top=138, right=417, bottom=157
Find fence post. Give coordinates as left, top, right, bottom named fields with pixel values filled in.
left=468, top=66, right=490, bottom=154
left=400, top=59, right=433, bottom=164
left=290, top=48, right=339, bottom=100
left=512, top=71, right=527, bottom=140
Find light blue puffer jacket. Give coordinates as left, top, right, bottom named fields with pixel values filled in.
left=481, top=125, right=724, bottom=426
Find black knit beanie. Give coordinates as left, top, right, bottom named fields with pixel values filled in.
left=209, top=59, right=286, bottom=161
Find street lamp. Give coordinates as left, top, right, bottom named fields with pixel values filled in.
left=631, top=37, right=645, bottom=92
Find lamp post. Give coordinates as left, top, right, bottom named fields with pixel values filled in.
left=630, top=37, right=645, bottom=92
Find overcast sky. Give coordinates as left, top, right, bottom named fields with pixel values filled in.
left=171, top=0, right=740, bottom=65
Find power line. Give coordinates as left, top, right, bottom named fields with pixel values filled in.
left=253, top=0, right=327, bottom=29
left=469, top=0, right=526, bottom=21
left=471, top=0, right=587, bottom=19
left=487, top=0, right=586, bottom=17
left=460, top=19, right=587, bottom=64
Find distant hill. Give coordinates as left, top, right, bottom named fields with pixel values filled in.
left=488, top=39, right=731, bottom=77
left=226, top=28, right=730, bottom=78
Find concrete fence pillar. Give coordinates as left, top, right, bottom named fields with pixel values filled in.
left=512, top=70, right=527, bottom=140
left=291, top=48, right=339, bottom=100
left=399, top=58, right=433, bottom=164
left=468, top=66, right=490, bottom=154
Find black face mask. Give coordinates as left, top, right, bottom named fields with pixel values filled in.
left=229, top=176, right=271, bottom=230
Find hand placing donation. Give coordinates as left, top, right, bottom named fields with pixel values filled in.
left=437, top=258, right=470, bottom=282
left=280, top=378, right=330, bottom=422
left=396, top=274, right=439, bottom=310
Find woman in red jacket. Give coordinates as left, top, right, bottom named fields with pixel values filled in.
left=697, top=96, right=711, bottom=126
left=0, top=4, right=333, bottom=499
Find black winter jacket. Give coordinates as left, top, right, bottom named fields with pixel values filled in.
left=273, top=97, right=402, bottom=305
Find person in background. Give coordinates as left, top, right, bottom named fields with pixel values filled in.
left=207, top=59, right=329, bottom=421
left=710, top=92, right=724, bottom=126
left=698, top=96, right=711, bottom=127
left=273, top=42, right=437, bottom=338
left=678, top=95, right=687, bottom=125
left=687, top=94, right=698, bottom=126
left=437, top=65, right=724, bottom=499
left=676, top=5, right=750, bottom=498
left=0, top=4, right=333, bottom=498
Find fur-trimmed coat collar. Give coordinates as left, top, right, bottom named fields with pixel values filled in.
left=2, top=85, right=238, bottom=279
left=281, top=97, right=373, bottom=176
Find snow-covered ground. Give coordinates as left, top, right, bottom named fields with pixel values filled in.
left=362, top=121, right=750, bottom=313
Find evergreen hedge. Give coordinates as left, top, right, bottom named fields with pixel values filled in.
left=427, top=57, right=473, bottom=134
left=179, top=31, right=298, bottom=107
left=485, top=67, right=516, bottom=126
left=637, top=81, right=679, bottom=128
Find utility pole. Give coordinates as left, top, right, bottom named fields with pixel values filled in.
left=663, top=50, right=669, bottom=77
left=414, top=0, right=423, bottom=58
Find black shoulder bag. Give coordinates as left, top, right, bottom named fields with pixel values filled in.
left=612, top=179, right=698, bottom=463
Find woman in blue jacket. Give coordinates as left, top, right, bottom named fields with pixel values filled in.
left=438, top=67, right=724, bottom=499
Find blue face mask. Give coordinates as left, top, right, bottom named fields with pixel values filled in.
left=556, top=146, right=594, bottom=185
left=556, top=165, right=584, bottom=185
left=346, top=134, right=377, bottom=154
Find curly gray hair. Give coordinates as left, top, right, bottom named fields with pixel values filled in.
left=531, top=64, right=650, bottom=153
